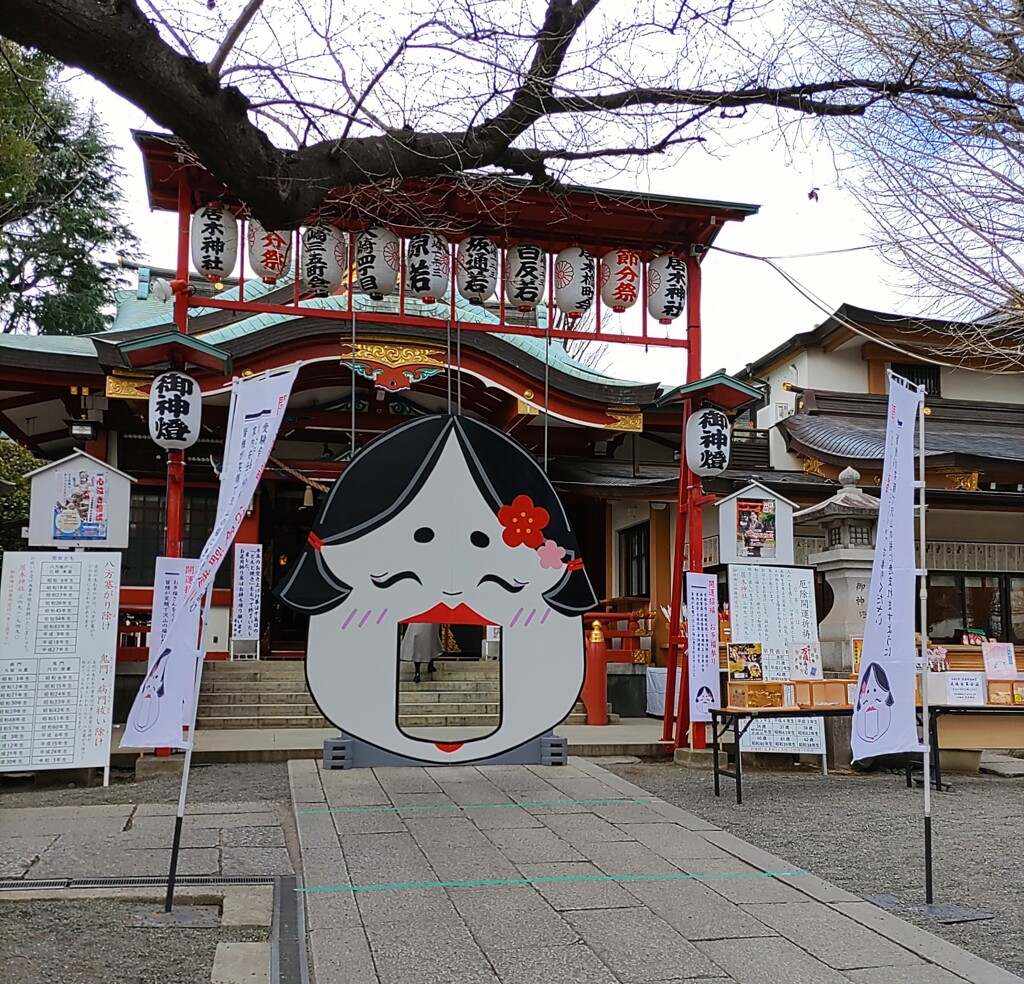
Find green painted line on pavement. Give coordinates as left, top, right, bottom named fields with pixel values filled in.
left=298, top=870, right=806, bottom=894
left=300, top=797, right=654, bottom=815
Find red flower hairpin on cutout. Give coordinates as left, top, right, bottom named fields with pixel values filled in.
left=497, top=494, right=550, bottom=549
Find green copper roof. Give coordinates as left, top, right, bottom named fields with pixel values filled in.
left=110, top=274, right=645, bottom=387
left=0, top=333, right=96, bottom=356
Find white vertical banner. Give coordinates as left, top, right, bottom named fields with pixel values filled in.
left=686, top=572, right=720, bottom=722
left=151, top=557, right=199, bottom=657
left=121, top=365, right=299, bottom=749
left=851, top=372, right=923, bottom=762
left=231, top=544, right=262, bottom=642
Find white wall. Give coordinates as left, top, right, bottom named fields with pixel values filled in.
left=804, top=346, right=868, bottom=392
left=940, top=368, right=1024, bottom=404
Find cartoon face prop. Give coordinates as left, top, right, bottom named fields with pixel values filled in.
left=277, top=416, right=597, bottom=764
left=134, top=648, right=170, bottom=733
left=855, top=663, right=894, bottom=743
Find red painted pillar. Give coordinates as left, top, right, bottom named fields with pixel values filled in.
left=581, top=620, right=609, bottom=725
left=677, top=255, right=705, bottom=751
left=155, top=174, right=192, bottom=757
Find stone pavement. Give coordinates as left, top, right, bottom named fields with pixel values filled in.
left=1, top=800, right=295, bottom=880
left=289, top=758, right=1022, bottom=984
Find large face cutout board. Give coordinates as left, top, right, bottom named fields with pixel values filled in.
left=278, top=415, right=597, bottom=766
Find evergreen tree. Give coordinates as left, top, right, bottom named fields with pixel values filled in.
left=0, top=41, right=136, bottom=335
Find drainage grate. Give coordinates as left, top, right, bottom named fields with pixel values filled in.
left=0, top=879, right=70, bottom=891
left=272, top=876, right=309, bottom=984
left=69, top=875, right=277, bottom=889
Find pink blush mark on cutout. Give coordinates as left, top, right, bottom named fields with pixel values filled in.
left=358, top=610, right=372, bottom=628
left=376, top=608, right=388, bottom=624
left=523, top=608, right=537, bottom=627
left=540, top=608, right=552, bottom=624
left=509, top=607, right=524, bottom=627
left=341, top=609, right=358, bottom=630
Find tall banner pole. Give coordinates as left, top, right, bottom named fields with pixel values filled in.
left=917, top=390, right=933, bottom=903
left=164, top=589, right=213, bottom=912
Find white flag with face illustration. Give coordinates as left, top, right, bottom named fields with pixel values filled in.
left=851, top=372, right=923, bottom=763
left=121, top=366, right=298, bottom=749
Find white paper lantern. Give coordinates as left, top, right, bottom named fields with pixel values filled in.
left=355, top=227, right=400, bottom=299
left=599, top=248, right=641, bottom=313
left=685, top=406, right=730, bottom=477
left=191, top=203, right=238, bottom=283
left=456, top=236, right=499, bottom=305
left=150, top=278, right=173, bottom=303
left=247, top=219, right=291, bottom=283
left=553, top=247, right=595, bottom=319
left=647, top=254, right=687, bottom=325
left=505, top=242, right=546, bottom=311
left=301, top=222, right=347, bottom=296
left=406, top=232, right=450, bottom=304
left=149, top=371, right=202, bottom=450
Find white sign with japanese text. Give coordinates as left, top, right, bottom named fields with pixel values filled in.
left=728, top=564, right=825, bottom=754
left=686, top=572, right=720, bottom=722
left=232, top=544, right=262, bottom=641
left=0, top=551, right=120, bottom=771
left=121, top=366, right=298, bottom=749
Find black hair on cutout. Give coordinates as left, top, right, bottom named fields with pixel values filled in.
left=856, top=662, right=895, bottom=709
left=275, top=415, right=598, bottom=618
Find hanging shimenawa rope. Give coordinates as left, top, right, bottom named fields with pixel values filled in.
left=268, top=455, right=330, bottom=493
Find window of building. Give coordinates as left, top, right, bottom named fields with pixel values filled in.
left=925, top=572, right=1021, bottom=642
left=850, top=526, right=871, bottom=546
left=828, top=527, right=842, bottom=547
left=123, top=488, right=231, bottom=588
left=618, top=521, right=650, bottom=598
left=891, top=362, right=941, bottom=396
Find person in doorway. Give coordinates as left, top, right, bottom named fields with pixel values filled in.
left=400, top=622, right=442, bottom=683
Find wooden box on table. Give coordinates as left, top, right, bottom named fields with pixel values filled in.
left=726, top=681, right=798, bottom=711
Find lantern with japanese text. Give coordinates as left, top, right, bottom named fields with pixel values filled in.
left=301, top=222, right=347, bottom=297
left=191, top=203, right=238, bottom=283
left=355, top=227, right=401, bottom=299
left=685, top=406, right=731, bottom=477
left=406, top=232, right=450, bottom=304
left=149, top=372, right=201, bottom=450
left=247, top=219, right=291, bottom=283
left=505, top=242, right=546, bottom=312
left=553, top=247, right=595, bottom=319
left=599, top=249, right=641, bottom=313
left=456, top=236, right=499, bottom=305
left=647, top=254, right=687, bottom=325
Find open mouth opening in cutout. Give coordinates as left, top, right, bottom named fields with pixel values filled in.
left=396, top=604, right=503, bottom=750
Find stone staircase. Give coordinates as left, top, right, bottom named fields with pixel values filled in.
left=197, top=659, right=604, bottom=729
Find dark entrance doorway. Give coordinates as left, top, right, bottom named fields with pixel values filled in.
left=262, top=485, right=311, bottom=655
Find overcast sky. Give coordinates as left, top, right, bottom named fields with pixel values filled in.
left=71, top=75, right=907, bottom=386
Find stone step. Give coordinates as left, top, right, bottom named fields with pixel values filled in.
left=397, top=714, right=501, bottom=728
left=397, top=689, right=500, bottom=703
left=397, top=701, right=501, bottom=716
left=197, top=714, right=331, bottom=728
left=201, top=691, right=317, bottom=705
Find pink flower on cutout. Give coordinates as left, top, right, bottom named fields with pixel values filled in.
left=537, top=539, right=566, bottom=570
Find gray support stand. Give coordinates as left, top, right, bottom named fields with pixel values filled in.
left=323, top=732, right=568, bottom=769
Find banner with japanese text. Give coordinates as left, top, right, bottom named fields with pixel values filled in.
left=851, top=372, right=923, bottom=762
left=121, top=366, right=298, bottom=749
left=231, top=544, right=262, bottom=642
left=686, top=572, right=720, bottom=722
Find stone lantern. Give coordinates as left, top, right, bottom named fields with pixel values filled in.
left=793, top=466, right=879, bottom=674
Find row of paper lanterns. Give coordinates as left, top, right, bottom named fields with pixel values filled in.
left=191, top=204, right=688, bottom=324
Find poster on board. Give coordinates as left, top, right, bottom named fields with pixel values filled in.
left=736, top=498, right=776, bottom=559
left=53, top=467, right=108, bottom=540
left=728, top=564, right=825, bottom=754
left=0, top=551, right=120, bottom=771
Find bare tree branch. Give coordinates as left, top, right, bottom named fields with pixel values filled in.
left=209, top=0, right=264, bottom=79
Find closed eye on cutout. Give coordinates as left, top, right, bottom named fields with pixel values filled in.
left=370, top=571, right=423, bottom=589
left=477, top=574, right=528, bottom=593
